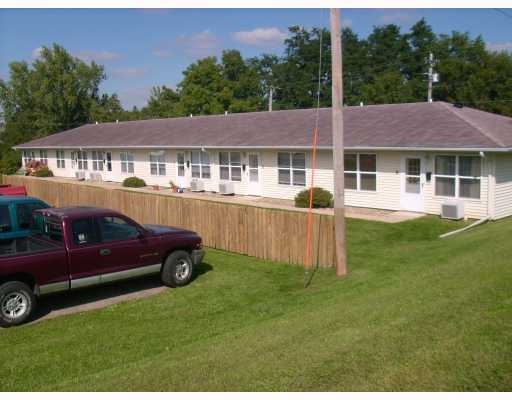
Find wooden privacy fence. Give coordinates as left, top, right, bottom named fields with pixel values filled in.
left=1, top=175, right=336, bottom=267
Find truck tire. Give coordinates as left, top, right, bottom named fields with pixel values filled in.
left=0, top=281, right=35, bottom=327
left=161, top=250, right=194, bottom=288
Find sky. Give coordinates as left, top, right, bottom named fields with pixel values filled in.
left=0, top=8, right=511, bottom=109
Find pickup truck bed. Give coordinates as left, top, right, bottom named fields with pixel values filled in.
left=0, top=236, right=63, bottom=257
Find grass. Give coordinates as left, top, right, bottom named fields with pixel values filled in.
left=1, top=216, right=511, bottom=391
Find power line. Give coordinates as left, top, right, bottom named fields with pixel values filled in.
left=494, top=8, right=512, bottom=19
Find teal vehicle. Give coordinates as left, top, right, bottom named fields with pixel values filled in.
left=0, top=196, right=50, bottom=241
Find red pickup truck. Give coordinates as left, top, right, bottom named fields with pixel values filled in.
left=0, top=207, right=204, bottom=327
left=0, top=185, right=27, bottom=196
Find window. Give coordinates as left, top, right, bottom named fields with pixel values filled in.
left=56, top=150, right=65, bottom=169
left=0, top=205, right=11, bottom=233
left=219, top=152, right=242, bottom=182
left=106, top=152, right=112, bottom=172
left=16, top=202, right=47, bottom=230
left=435, top=155, right=481, bottom=199
left=39, top=150, right=48, bottom=165
left=40, top=216, right=64, bottom=242
left=344, top=153, right=376, bottom=191
left=91, top=151, right=104, bottom=171
left=149, top=151, right=166, bottom=176
left=277, top=152, right=306, bottom=186
left=120, top=151, right=134, bottom=174
left=22, top=151, right=35, bottom=166
left=71, top=150, right=88, bottom=170
left=191, top=151, right=210, bottom=179
left=71, top=218, right=100, bottom=246
left=177, top=153, right=185, bottom=177
left=98, top=216, right=139, bottom=242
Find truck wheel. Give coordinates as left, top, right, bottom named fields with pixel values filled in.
left=0, top=281, right=35, bottom=327
left=161, top=250, right=194, bottom=288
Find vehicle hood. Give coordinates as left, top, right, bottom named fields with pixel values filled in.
left=143, top=224, right=197, bottom=236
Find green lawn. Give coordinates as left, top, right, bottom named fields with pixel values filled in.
left=1, top=216, right=511, bottom=391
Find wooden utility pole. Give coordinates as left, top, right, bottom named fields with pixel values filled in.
left=330, top=8, right=347, bottom=276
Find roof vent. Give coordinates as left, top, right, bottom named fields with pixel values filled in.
left=225, top=110, right=228, bottom=116
left=360, top=102, right=364, bottom=107
left=95, top=121, right=98, bottom=125
left=116, top=119, right=119, bottom=124
left=453, top=102, right=464, bottom=108
left=190, top=114, right=193, bottom=118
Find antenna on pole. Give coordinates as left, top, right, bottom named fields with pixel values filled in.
left=330, top=8, right=347, bottom=277
left=427, top=52, right=439, bottom=103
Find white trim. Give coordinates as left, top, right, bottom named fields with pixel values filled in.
left=433, top=154, right=482, bottom=200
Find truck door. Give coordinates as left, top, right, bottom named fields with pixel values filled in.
left=66, top=217, right=105, bottom=287
left=94, top=215, right=161, bottom=275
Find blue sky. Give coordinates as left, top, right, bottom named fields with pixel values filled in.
left=1, top=8, right=511, bottom=109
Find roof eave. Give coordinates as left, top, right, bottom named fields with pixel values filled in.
left=12, top=145, right=512, bottom=152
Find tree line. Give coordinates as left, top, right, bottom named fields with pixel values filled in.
left=1, top=18, right=511, bottom=173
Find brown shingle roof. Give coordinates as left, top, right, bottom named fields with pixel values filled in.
left=14, top=101, right=512, bottom=151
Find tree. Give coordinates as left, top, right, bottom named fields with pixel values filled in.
left=177, top=57, right=227, bottom=116
left=0, top=44, right=105, bottom=173
left=221, top=50, right=261, bottom=112
left=142, top=86, right=180, bottom=118
left=90, top=93, right=124, bottom=123
left=273, top=26, right=332, bottom=109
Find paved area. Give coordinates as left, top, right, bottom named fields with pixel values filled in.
left=42, top=177, right=425, bottom=223
left=25, top=276, right=167, bottom=326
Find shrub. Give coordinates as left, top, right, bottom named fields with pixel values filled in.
left=122, top=176, right=146, bottom=188
left=294, top=187, right=334, bottom=208
left=33, top=166, right=54, bottom=177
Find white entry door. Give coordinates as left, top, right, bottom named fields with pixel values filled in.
left=247, top=153, right=261, bottom=196
left=400, top=157, right=425, bottom=212
left=176, top=152, right=187, bottom=188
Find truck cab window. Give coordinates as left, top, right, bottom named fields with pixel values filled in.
left=16, top=203, right=45, bottom=229
left=0, top=206, right=12, bottom=232
left=97, top=216, right=139, bottom=242
left=71, top=218, right=100, bottom=245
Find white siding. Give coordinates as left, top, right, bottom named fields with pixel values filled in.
left=494, top=154, right=512, bottom=219
left=31, top=147, right=501, bottom=219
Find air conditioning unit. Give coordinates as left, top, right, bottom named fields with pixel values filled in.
left=190, top=180, right=204, bottom=192
left=89, top=172, right=103, bottom=182
left=441, top=201, right=465, bottom=220
left=218, top=182, right=235, bottom=195
left=75, top=171, right=86, bottom=181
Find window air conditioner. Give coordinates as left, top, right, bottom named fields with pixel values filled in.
left=218, top=182, right=235, bottom=195
left=190, top=180, right=205, bottom=192
left=441, top=201, right=464, bottom=220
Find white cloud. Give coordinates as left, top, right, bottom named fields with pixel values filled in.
left=377, top=11, right=419, bottom=25
left=342, top=18, right=353, bottom=28
left=232, top=27, right=288, bottom=48
left=31, top=47, right=43, bottom=59
left=176, top=30, right=221, bottom=58
left=112, top=68, right=148, bottom=79
left=152, top=30, right=221, bottom=60
left=72, top=50, right=121, bottom=62
left=487, top=42, right=512, bottom=53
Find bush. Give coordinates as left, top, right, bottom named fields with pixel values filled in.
left=294, top=187, right=333, bottom=208
left=122, top=176, right=146, bottom=188
left=33, top=166, right=54, bottom=177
